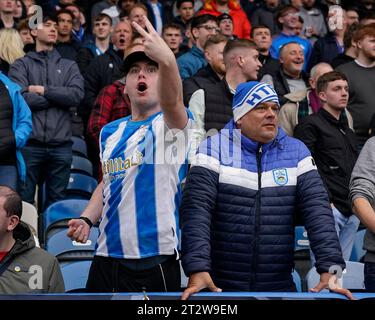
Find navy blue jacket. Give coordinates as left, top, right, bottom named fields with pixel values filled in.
left=181, top=121, right=345, bottom=292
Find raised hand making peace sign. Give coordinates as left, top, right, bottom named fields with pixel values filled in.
left=130, top=15, right=175, bottom=66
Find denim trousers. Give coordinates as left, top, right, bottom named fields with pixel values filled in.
left=19, top=144, right=72, bottom=209
left=311, top=206, right=360, bottom=265
left=0, top=165, right=18, bottom=191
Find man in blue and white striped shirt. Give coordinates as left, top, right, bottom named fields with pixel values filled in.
left=68, top=15, right=193, bottom=292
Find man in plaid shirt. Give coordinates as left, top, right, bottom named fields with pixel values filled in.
left=87, top=78, right=131, bottom=179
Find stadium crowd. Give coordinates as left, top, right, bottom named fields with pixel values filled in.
left=0, top=0, right=375, bottom=298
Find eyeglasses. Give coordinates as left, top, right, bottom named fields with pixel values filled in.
left=197, top=25, right=221, bottom=33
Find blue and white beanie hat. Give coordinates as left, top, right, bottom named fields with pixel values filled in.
left=232, top=81, right=280, bottom=122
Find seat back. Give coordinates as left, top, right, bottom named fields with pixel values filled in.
left=294, top=226, right=310, bottom=251
left=43, top=199, right=89, bottom=242
left=46, top=227, right=99, bottom=262
left=21, top=201, right=38, bottom=235
left=65, top=173, right=97, bottom=200
left=71, top=136, right=88, bottom=158
left=71, top=155, right=93, bottom=176
left=61, top=260, right=92, bottom=292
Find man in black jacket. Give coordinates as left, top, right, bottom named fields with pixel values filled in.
left=9, top=15, right=84, bottom=209
left=186, top=38, right=262, bottom=159
left=294, top=71, right=360, bottom=261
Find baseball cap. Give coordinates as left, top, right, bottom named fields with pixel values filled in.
left=123, top=50, right=158, bottom=75
left=217, top=13, right=233, bottom=23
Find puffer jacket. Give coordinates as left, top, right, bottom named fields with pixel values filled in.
left=0, top=72, right=32, bottom=181
left=8, top=49, right=84, bottom=146
left=181, top=120, right=345, bottom=292
left=0, top=222, right=64, bottom=293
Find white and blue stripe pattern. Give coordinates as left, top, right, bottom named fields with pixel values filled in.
left=96, top=112, right=193, bottom=259
left=232, top=81, right=280, bottom=122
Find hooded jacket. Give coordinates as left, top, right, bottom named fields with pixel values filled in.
left=0, top=222, right=64, bottom=293
left=181, top=121, right=345, bottom=291
left=8, top=49, right=84, bottom=146
left=0, top=73, right=32, bottom=181
left=199, top=0, right=251, bottom=39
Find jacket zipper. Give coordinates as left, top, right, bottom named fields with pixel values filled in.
left=43, top=55, right=49, bottom=144
left=251, top=144, right=263, bottom=290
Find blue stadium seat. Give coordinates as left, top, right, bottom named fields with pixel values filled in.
left=350, top=229, right=366, bottom=262
left=61, top=260, right=92, bottom=292
left=292, top=270, right=302, bottom=292
left=71, top=155, right=93, bottom=176
left=65, top=173, right=97, bottom=200
left=71, top=136, right=88, bottom=158
left=294, top=226, right=310, bottom=251
left=43, top=199, right=89, bottom=242
left=306, top=261, right=365, bottom=291
left=46, top=227, right=99, bottom=262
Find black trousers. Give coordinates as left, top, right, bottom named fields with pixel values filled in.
left=86, top=255, right=181, bottom=293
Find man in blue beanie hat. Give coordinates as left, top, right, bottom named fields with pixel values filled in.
left=180, top=81, right=353, bottom=299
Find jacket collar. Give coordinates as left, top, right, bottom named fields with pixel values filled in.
left=1, top=222, right=35, bottom=264
left=318, top=108, right=348, bottom=128
left=191, top=45, right=205, bottom=58
left=27, top=48, right=61, bottom=62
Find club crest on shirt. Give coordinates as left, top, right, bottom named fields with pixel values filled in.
left=272, top=168, right=288, bottom=186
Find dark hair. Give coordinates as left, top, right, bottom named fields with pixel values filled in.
left=250, top=24, right=271, bottom=38
left=360, top=11, right=375, bottom=23
left=316, top=71, right=348, bottom=93
left=162, top=23, right=183, bottom=35
left=176, top=0, right=194, bottom=9
left=0, top=186, right=22, bottom=219
left=204, top=34, right=228, bottom=50
left=93, top=13, right=113, bottom=26
left=41, top=14, right=58, bottom=24
left=56, top=9, right=74, bottom=21
left=353, top=23, right=375, bottom=42
left=191, top=14, right=217, bottom=30
left=343, top=23, right=359, bottom=50
left=223, top=38, right=258, bottom=58
left=17, top=19, right=31, bottom=31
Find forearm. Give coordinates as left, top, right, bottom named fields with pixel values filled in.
left=353, top=197, right=375, bottom=233
left=81, top=181, right=104, bottom=224
left=158, top=57, right=183, bottom=111
left=158, top=58, right=187, bottom=130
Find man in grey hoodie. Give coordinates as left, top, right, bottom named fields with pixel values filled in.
left=9, top=14, right=84, bottom=210
left=350, top=137, right=375, bottom=292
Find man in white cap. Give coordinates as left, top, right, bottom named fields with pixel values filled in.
left=180, top=81, right=353, bottom=299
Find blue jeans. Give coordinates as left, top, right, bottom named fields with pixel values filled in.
left=19, top=144, right=72, bottom=209
left=311, top=207, right=360, bottom=265
left=0, top=165, right=18, bottom=191
left=365, top=262, right=375, bottom=292
left=332, top=207, right=360, bottom=261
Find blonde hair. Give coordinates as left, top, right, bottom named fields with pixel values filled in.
left=0, top=29, right=25, bottom=64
